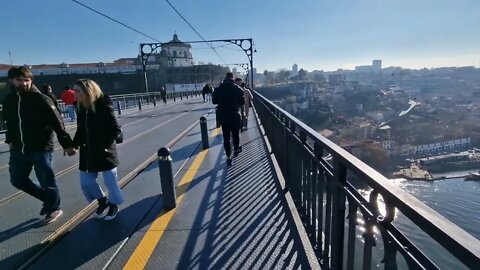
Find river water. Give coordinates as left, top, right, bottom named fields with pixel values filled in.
left=355, top=176, right=480, bottom=269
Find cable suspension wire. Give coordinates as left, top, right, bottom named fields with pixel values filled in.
left=71, top=0, right=161, bottom=42
left=163, top=0, right=227, bottom=64
left=192, top=44, right=243, bottom=51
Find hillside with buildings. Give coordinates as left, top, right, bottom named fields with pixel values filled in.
left=0, top=34, right=229, bottom=98
left=257, top=61, right=480, bottom=174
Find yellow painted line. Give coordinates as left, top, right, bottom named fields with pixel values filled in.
left=123, top=128, right=221, bottom=270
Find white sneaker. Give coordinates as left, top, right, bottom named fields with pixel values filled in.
left=41, top=210, right=63, bottom=225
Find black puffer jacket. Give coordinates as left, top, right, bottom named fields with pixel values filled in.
left=73, top=95, right=122, bottom=172
left=3, top=85, right=73, bottom=153
left=212, top=79, right=245, bottom=123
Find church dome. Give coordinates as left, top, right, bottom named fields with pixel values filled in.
left=163, top=33, right=191, bottom=48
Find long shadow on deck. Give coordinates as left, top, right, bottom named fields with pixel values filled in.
left=170, top=129, right=310, bottom=269
left=23, top=196, right=161, bottom=269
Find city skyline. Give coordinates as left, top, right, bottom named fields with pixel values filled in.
left=1, top=0, right=479, bottom=71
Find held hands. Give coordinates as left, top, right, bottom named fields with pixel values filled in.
left=64, top=147, right=78, bottom=156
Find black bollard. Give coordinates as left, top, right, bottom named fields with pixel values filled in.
left=153, top=97, right=156, bottom=107
left=215, top=106, right=221, bottom=128
left=116, top=101, right=121, bottom=115
left=138, top=99, right=142, bottom=110
left=158, top=147, right=176, bottom=210
left=174, top=93, right=176, bottom=102
left=180, top=93, right=183, bottom=100
left=200, top=116, right=209, bottom=149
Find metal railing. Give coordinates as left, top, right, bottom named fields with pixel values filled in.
left=253, top=91, right=480, bottom=269
left=0, top=90, right=202, bottom=133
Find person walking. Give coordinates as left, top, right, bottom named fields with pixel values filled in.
left=161, top=87, right=167, bottom=104
left=3, top=66, right=76, bottom=225
left=212, top=73, right=245, bottom=166
left=73, top=79, right=124, bottom=220
left=242, top=84, right=253, bottom=130
left=61, top=86, right=76, bottom=122
left=206, top=84, right=213, bottom=102
left=41, top=84, right=60, bottom=113
left=202, top=84, right=209, bottom=102
left=234, top=78, right=246, bottom=132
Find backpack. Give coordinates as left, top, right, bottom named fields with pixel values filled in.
left=212, top=85, right=222, bottom=104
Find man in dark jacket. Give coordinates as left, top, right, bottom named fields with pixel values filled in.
left=202, top=84, right=209, bottom=102
left=3, top=66, right=76, bottom=225
left=41, top=84, right=61, bottom=113
left=161, top=87, right=167, bottom=104
left=212, top=72, right=245, bottom=166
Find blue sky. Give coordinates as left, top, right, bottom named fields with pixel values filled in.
left=1, top=0, right=479, bottom=71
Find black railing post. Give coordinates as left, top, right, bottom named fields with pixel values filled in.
left=158, top=147, right=176, bottom=210
left=153, top=96, right=156, bottom=107
left=200, top=116, right=209, bottom=149
left=313, top=142, right=324, bottom=257
left=346, top=201, right=358, bottom=270
left=331, top=159, right=347, bottom=270
left=116, top=101, right=121, bottom=115
left=138, top=99, right=142, bottom=110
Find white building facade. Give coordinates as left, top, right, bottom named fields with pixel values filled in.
left=160, top=34, right=193, bottom=68
left=383, top=138, right=471, bottom=156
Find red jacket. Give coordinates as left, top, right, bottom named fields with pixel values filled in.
left=61, top=89, right=76, bottom=105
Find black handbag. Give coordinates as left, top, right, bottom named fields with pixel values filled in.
left=115, top=132, right=124, bottom=144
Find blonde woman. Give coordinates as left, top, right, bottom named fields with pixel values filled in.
left=73, top=79, right=124, bottom=220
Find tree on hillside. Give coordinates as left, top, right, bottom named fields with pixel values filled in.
left=263, top=70, right=275, bottom=86
left=357, top=142, right=390, bottom=172
left=276, top=70, right=290, bottom=84
left=298, top=69, right=308, bottom=81
left=313, top=73, right=326, bottom=82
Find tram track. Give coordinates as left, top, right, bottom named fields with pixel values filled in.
left=0, top=101, right=207, bottom=208
left=0, top=98, right=200, bottom=168
left=0, top=98, right=186, bottom=148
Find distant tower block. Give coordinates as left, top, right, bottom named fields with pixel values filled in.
left=292, top=63, right=299, bottom=76
left=372, top=59, right=382, bottom=72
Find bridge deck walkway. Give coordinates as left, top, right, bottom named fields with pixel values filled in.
left=26, top=109, right=318, bottom=269
left=0, top=96, right=213, bottom=269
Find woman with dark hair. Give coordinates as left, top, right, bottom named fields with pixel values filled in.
left=41, top=84, right=60, bottom=113
left=73, top=79, right=124, bottom=221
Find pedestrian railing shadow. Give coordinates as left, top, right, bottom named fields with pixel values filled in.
left=0, top=218, right=40, bottom=244
left=174, top=129, right=310, bottom=269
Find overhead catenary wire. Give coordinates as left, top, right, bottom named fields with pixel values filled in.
left=163, top=0, right=227, bottom=65
left=71, top=0, right=229, bottom=64
left=71, top=0, right=161, bottom=43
